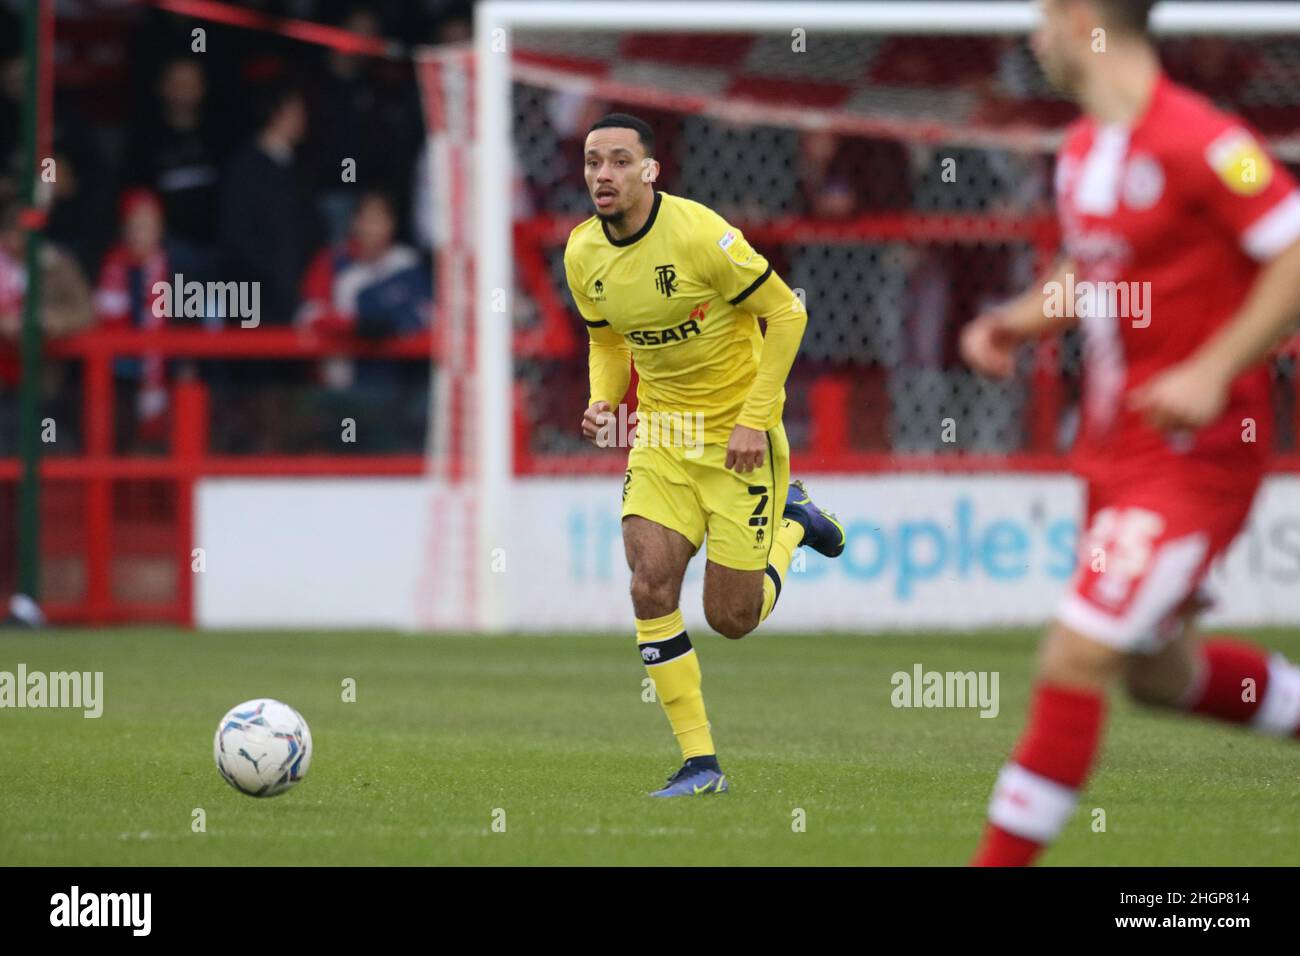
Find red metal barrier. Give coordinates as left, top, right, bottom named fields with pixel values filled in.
left=1, top=329, right=433, bottom=624
left=5, top=230, right=1300, bottom=624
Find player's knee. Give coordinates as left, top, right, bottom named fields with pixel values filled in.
left=1037, top=621, right=1126, bottom=689
left=706, top=603, right=758, bottom=640
left=629, top=571, right=677, bottom=618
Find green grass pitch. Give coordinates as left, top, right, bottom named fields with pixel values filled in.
left=2, top=627, right=1298, bottom=865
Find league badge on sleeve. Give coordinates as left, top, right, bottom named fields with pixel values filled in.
left=1206, top=128, right=1274, bottom=196
left=718, top=229, right=755, bottom=266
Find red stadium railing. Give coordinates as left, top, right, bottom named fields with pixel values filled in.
left=0, top=329, right=436, bottom=626
left=5, top=216, right=1300, bottom=624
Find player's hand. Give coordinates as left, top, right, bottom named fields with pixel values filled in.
left=726, top=424, right=766, bottom=473
left=1128, top=359, right=1230, bottom=432
left=582, top=401, right=615, bottom=445
left=960, top=310, right=1020, bottom=379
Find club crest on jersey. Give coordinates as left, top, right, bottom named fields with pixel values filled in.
left=1206, top=128, right=1273, bottom=196
left=653, top=264, right=678, bottom=298
left=1122, top=154, right=1164, bottom=210
left=591, top=278, right=606, bottom=302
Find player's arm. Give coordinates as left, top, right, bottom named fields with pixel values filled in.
left=961, top=257, right=1077, bottom=379
left=733, top=271, right=807, bottom=435
left=1196, top=237, right=1300, bottom=378
left=583, top=322, right=632, bottom=442
left=1131, top=128, right=1300, bottom=430
left=699, top=223, right=807, bottom=472
left=1131, top=236, right=1300, bottom=430
left=565, top=249, right=631, bottom=443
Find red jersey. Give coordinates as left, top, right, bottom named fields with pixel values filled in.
left=1056, top=73, right=1300, bottom=488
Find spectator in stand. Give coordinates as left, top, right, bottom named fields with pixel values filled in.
left=126, top=57, right=224, bottom=250
left=297, top=188, right=430, bottom=347
left=308, top=6, right=424, bottom=243
left=797, top=130, right=911, bottom=218
left=43, top=146, right=117, bottom=282
left=94, top=189, right=210, bottom=450
left=217, top=81, right=316, bottom=327
left=309, top=6, right=381, bottom=242
left=0, top=201, right=93, bottom=453
left=296, top=189, right=431, bottom=451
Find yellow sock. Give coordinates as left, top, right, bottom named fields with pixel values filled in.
left=637, top=609, right=713, bottom=759
left=760, top=518, right=806, bottom=621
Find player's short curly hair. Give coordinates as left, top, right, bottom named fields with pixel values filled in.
left=1091, top=0, right=1158, bottom=35
left=588, top=113, right=656, bottom=156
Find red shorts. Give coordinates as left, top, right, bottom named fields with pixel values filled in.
left=1057, top=469, right=1262, bottom=653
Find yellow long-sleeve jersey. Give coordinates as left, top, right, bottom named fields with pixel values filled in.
left=563, top=191, right=807, bottom=444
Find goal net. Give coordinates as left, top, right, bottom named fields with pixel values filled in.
left=417, top=2, right=1300, bottom=632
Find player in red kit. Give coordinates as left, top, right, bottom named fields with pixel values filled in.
left=962, top=0, right=1300, bottom=866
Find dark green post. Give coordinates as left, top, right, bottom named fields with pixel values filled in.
left=16, top=0, right=44, bottom=603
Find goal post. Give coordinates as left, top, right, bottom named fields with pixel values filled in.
left=460, top=1, right=1300, bottom=634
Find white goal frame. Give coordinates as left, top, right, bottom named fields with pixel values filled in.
left=469, top=1, right=1300, bottom=632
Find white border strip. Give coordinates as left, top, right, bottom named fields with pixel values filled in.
left=483, top=2, right=1300, bottom=35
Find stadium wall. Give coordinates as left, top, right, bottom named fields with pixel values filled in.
left=195, top=475, right=1300, bottom=632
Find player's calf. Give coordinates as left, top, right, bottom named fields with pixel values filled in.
left=732, top=480, right=847, bottom=633
left=1115, top=612, right=1300, bottom=737
left=972, top=622, right=1124, bottom=867
left=1124, top=627, right=1199, bottom=708
left=1170, top=636, right=1300, bottom=737
left=622, top=516, right=718, bottom=769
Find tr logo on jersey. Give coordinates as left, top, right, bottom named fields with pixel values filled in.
left=653, top=264, right=678, bottom=298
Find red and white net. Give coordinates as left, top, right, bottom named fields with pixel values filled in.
left=503, top=30, right=1300, bottom=470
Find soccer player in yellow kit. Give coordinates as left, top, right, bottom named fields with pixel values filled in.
left=565, top=114, right=846, bottom=797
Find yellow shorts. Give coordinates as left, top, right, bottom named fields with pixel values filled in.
left=621, top=422, right=791, bottom=572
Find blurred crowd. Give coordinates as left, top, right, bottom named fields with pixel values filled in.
left=0, top=0, right=470, bottom=455
left=0, top=1, right=1295, bottom=460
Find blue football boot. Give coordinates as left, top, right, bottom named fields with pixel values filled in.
left=650, top=757, right=729, bottom=797
left=783, top=479, right=846, bottom=558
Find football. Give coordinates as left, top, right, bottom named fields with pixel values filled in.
left=213, top=699, right=313, bottom=798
